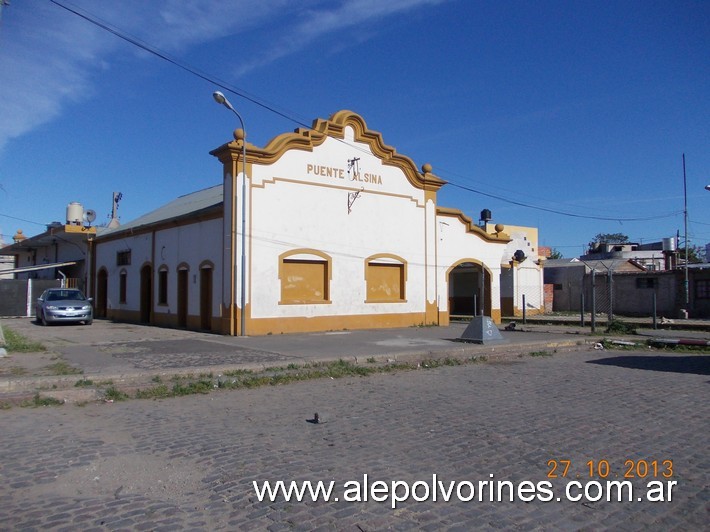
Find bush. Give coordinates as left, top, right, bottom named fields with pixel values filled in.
left=605, top=319, right=636, bottom=335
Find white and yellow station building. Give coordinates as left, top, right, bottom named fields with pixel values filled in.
left=91, top=110, right=544, bottom=335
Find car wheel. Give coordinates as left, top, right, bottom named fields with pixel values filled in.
left=84, top=319, right=93, bottom=325
left=41, top=312, right=49, bottom=326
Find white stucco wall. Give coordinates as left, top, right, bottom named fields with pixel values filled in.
left=95, top=218, right=223, bottom=316
left=154, top=219, right=224, bottom=317
left=435, top=212, right=508, bottom=312
left=248, top=128, right=430, bottom=319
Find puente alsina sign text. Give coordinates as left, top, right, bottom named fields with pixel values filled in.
left=306, top=163, right=383, bottom=185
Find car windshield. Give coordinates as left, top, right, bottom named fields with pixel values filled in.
left=46, top=290, right=85, bottom=302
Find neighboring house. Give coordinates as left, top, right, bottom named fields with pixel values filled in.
left=0, top=229, right=14, bottom=279
left=91, top=110, right=546, bottom=335
left=544, top=256, right=710, bottom=318
left=688, top=263, right=710, bottom=317
left=487, top=224, right=545, bottom=317
left=582, top=240, right=677, bottom=271
left=0, top=205, right=98, bottom=316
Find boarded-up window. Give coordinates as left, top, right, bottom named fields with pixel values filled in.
left=281, top=260, right=328, bottom=303
left=367, top=262, right=405, bottom=302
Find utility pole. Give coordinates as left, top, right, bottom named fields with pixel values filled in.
left=683, top=154, right=689, bottom=312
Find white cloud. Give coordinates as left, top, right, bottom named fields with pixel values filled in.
left=0, top=0, right=449, bottom=151
left=0, top=0, right=114, bottom=151
left=232, top=0, right=447, bottom=76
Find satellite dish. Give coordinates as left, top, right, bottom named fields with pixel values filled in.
left=83, top=209, right=97, bottom=224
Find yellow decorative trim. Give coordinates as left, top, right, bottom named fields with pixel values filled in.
left=364, top=253, right=407, bottom=304
left=279, top=249, right=332, bottom=278
left=437, top=207, right=511, bottom=243
left=244, top=311, right=428, bottom=336
left=444, top=258, right=493, bottom=278
left=211, top=110, right=446, bottom=192
left=64, top=225, right=96, bottom=234
left=490, top=309, right=502, bottom=323
left=425, top=300, right=439, bottom=325
left=278, top=249, right=332, bottom=304
left=253, top=176, right=425, bottom=207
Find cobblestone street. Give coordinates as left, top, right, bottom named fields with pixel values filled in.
left=1, top=349, right=707, bottom=530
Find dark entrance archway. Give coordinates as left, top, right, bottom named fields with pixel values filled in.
left=448, top=261, right=491, bottom=317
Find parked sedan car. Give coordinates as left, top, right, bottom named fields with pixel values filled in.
left=35, top=288, right=93, bottom=326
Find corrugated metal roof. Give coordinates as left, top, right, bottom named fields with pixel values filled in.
left=98, top=184, right=223, bottom=238
left=2, top=261, right=78, bottom=274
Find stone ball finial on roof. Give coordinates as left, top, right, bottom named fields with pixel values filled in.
left=494, top=223, right=505, bottom=233
left=13, top=229, right=27, bottom=243
left=422, top=163, right=433, bottom=174
left=233, top=128, right=246, bottom=142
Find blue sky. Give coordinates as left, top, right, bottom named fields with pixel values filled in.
left=0, top=0, right=708, bottom=257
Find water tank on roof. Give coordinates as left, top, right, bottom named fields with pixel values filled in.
left=66, top=202, right=83, bottom=225
left=662, top=237, right=676, bottom=252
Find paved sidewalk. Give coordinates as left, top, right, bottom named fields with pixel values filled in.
left=0, top=318, right=598, bottom=395
left=1, top=317, right=708, bottom=399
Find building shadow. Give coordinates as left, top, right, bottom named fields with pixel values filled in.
left=587, top=355, right=710, bottom=376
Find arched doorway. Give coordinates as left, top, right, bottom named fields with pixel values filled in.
left=177, top=267, right=189, bottom=328
left=140, top=264, right=152, bottom=324
left=200, top=265, right=212, bottom=331
left=96, top=269, right=108, bottom=318
left=447, top=261, right=491, bottom=317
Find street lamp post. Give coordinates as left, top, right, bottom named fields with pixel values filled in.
left=213, top=91, right=247, bottom=336
left=683, top=154, right=688, bottom=312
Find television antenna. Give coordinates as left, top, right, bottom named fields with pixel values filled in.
left=347, top=158, right=362, bottom=214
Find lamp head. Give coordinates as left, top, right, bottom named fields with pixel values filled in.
left=705, top=184, right=710, bottom=191
left=212, top=91, right=234, bottom=110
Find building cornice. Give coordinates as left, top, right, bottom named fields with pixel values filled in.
left=210, top=110, right=447, bottom=192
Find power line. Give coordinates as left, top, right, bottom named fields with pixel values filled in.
left=444, top=181, right=684, bottom=222
left=0, top=212, right=48, bottom=226
left=48, top=0, right=690, bottom=226
left=49, top=0, right=308, bottom=128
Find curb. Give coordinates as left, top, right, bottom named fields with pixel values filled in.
left=0, top=324, right=6, bottom=357
left=0, top=338, right=593, bottom=403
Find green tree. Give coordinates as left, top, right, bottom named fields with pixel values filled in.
left=588, top=232, right=630, bottom=252
left=548, top=248, right=563, bottom=259
left=592, top=232, right=629, bottom=244
left=685, top=245, right=706, bottom=264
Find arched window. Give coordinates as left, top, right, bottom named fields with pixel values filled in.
left=365, top=254, right=407, bottom=303
left=119, top=269, right=128, bottom=304
left=279, top=249, right=332, bottom=304
left=158, top=265, right=169, bottom=305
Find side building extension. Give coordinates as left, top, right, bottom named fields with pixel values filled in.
left=91, top=110, right=545, bottom=335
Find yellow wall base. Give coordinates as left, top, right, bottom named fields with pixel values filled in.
left=106, top=307, right=503, bottom=335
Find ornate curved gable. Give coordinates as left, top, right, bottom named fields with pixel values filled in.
left=211, top=110, right=446, bottom=192
left=437, top=207, right=511, bottom=243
